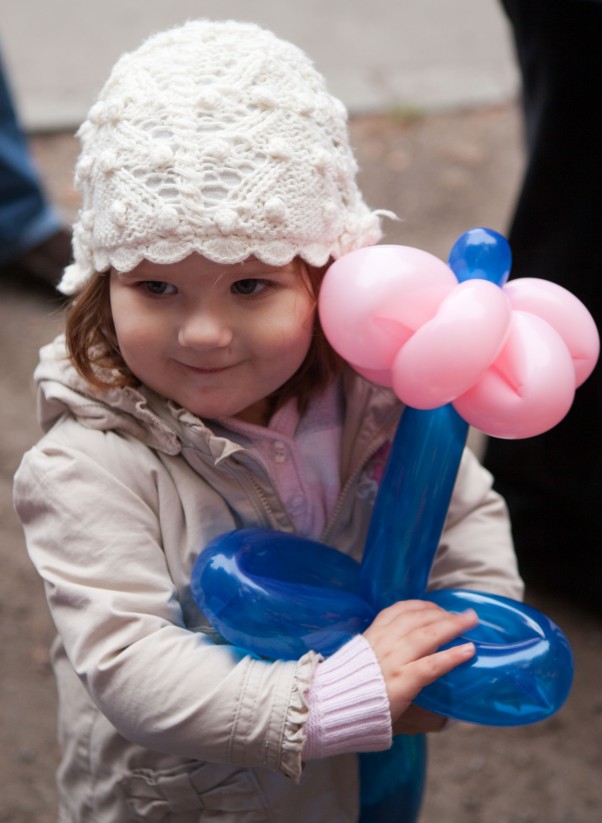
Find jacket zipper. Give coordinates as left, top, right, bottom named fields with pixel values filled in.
left=226, top=453, right=292, bottom=532
left=320, top=411, right=399, bottom=547
left=247, top=475, right=287, bottom=530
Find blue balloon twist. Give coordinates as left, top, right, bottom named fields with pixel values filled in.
left=191, top=228, right=574, bottom=823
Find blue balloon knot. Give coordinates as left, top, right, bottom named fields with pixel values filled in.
left=448, top=227, right=511, bottom=287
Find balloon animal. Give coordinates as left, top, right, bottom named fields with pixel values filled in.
left=191, top=228, right=598, bottom=822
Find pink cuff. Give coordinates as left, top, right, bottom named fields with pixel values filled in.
left=303, top=634, right=392, bottom=760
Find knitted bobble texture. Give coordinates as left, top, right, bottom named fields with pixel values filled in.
left=59, top=19, right=385, bottom=294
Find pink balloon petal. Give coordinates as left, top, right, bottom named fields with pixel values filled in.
left=454, top=312, right=576, bottom=438
left=319, top=245, right=455, bottom=370
left=391, top=280, right=511, bottom=409
left=503, top=278, right=599, bottom=386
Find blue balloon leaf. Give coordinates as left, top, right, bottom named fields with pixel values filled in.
left=415, top=589, right=574, bottom=725
left=191, top=529, right=375, bottom=660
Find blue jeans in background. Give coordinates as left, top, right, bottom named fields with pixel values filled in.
left=0, top=48, right=62, bottom=266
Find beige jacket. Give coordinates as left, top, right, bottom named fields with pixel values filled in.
left=14, top=337, right=522, bottom=822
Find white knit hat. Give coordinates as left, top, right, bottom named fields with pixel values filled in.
left=59, top=19, right=388, bottom=295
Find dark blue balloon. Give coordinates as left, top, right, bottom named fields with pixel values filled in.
left=361, top=405, right=468, bottom=609
left=359, top=736, right=426, bottom=823
left=191, top=531, right=573, bottom=725
left=191, top=528, right=375, bottom=660
left=448, top=227, right=511, bottom=286
left=419, top=589, right=574, bottom=725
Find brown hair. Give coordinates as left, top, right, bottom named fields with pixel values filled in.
left=65, top=259, right=345, bottom=416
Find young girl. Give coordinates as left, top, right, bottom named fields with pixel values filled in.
left=14, top=20, right=523, bottom=822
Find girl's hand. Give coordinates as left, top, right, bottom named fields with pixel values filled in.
left=363, top=600, right=478, bottom=732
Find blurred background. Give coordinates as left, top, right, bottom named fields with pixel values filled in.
left=2, top=0, right=518, bottom=129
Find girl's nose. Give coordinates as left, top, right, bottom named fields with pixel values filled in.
left=177, top=309, right=233, bottom=350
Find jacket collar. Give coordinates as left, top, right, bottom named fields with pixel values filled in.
left=35, top=335, right=401, bottom=468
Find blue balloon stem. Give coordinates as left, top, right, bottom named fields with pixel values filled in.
left=361, top=404, right=469, bottom=610
left=356, top=229, right=511, bottom=820
left=359, top=735, right=426, bottom=823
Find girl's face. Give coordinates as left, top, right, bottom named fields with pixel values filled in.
left=109, top=254, right=316, bottom=425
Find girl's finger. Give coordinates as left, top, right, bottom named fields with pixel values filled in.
left=368, top=599, right=446, bottom=628
left=388, top=642, right=476, bottom=719
left=365, top=607, right=478, bottom=664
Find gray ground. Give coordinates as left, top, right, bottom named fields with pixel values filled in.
left=2, top=104, right=601, bottom=822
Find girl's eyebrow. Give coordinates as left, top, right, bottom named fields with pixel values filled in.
left=232, top=261, right=297, bottom=277
left=119, top=268, right=167, bottom=281
left=213, top=265, right=296, bottom=289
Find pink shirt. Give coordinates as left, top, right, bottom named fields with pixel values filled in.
left=218, top=381, right=343, bottom=539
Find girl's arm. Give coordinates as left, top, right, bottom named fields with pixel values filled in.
left=14, top=431, right=318, bottom=781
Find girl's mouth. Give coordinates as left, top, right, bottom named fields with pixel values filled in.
left=179, top=362, right=235, bottom=375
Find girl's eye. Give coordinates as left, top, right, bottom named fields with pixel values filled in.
left=232, top=278, right=269, bottom=297
left=141, top=281, right=177, bottom=296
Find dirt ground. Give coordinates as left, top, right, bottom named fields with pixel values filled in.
left=2, top=104, right=601, bottom=822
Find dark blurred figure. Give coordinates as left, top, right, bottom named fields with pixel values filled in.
left=0, top=47, right=71, bottom=288
left=484, top=0, right=602, bottom=610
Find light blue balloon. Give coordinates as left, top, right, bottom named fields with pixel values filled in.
left=420, top=589, right=573, bottom=725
